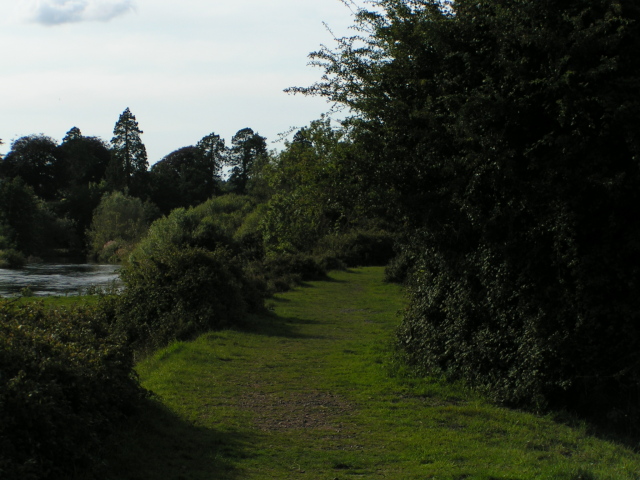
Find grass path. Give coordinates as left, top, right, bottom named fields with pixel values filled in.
left=102, top=267, right=640, bottom=479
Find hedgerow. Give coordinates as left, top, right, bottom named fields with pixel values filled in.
left=299, top=0, right=640, bottom=427
left=113, top=245, right=263, bottom=353
left=314, top=229, right=395, bottom=268
left=0, top=301, right=145, bottom=480
left=107, top=198, right=266, bottom=353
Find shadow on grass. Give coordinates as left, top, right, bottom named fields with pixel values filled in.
left=240, top=311, right=328, bottom=340
left=269, top=296, right=291, bottom=303
left=95, top=399, right=253, bottom=480
left=549, top=409, right=640, bottom=453
left=311, top=270, right=356, bottom=283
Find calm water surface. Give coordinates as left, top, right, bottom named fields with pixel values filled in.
left=0, top=263, right=121, bottom=297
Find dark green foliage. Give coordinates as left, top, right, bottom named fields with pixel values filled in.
left=0, top=178, right=41, bottom=254
left=195, top=132, right=225, bottom=186
left=150, top=146, right=203, bottom=213
left=261, top=118, right=390, bottom=258
left=150, top=134, right=225, bottom=214
left=262, top=190, right=330, bottom=255
left=300, top=0, right=640, bottom=423
left=0, top=247, right=25, bottom=268
left=314, top=229, right=395, bottom=267
left=0, top=301, right=145, bottom=480
left=384, top=249, right=413, bottom=284
left=0, top=135, right=63, bottom=201
left=54, top=128, right=111, bottom=241
left=86, top=191, right=158, bottom=262
left=141, top=195, right=258, bottom=257
left=226, top=128, right=267, bottom=194
left=108, top=108, right=149, bottom=195
left=110, top=197, right=265, bottom=352
left=58, top=127, right=110, bottom=188
left=0, top=177, right=77, bottom=257
left=0, top=128, right=112, bottom=258
left=258, top=253, right=329, bottom=293
left=52, top=182, right=105, bottom=250
left=114, top=246, right=261, bottom=352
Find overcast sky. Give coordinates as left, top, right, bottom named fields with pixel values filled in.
left=0, top=0, right=357, bottom=164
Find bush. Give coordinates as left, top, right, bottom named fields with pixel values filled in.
left=310, top=0, right=640, bottom=427
left=262, top=191, right=329, bottom=255
left=0, top=248, right=25, bottom=268
left=113, top=245, right=262, bottom=353
left=86, top=191, right=157, bottom=262
left=0, top=301, right=145, bottom=480
left=397, top=227, right=640, bottom=428
left=111, top=200, right=266, bottom=352
left=257, top=253, right=329, bottom=293
left=384, top=249, right=412, bottom=284
left=314, top=229, right=395, bottom=267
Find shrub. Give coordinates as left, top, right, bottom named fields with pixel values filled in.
left=0, top=301, right=145, bottom=480
left=112, top=197, right=266, bottom=348
left=86, top=191, right=157, bottom=261
left=384, top=249, right=412, bottom=284
left=0, top=248, right=25, bottom=268
left=257, top=253, right=328, bottom=293
left=114, top=244, right=263, bottom=352
left=397, top=229, right=640, bottom=428
left=314, top=229, right=395, bottom=267
left=307, top=0, right=640, bottom=427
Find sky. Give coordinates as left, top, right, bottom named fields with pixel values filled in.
left=0, top=0, right=358, bottom=164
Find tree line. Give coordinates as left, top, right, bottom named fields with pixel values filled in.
left=0, top=108, right=268, bottom=265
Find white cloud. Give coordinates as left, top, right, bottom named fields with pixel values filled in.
left=17, top=0, right=135, bottom=25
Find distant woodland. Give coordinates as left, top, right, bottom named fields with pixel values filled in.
left=2, top=1, right=640, bottom=477
left=0, top=108, right=274, bottom=264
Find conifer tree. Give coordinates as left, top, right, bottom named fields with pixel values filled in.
left=109, top=108, right=148, bottom=192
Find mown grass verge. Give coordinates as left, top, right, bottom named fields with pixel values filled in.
left=99, top=267, right=640, bottom=479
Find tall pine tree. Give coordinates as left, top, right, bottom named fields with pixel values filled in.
left=108, top=108, right=148, bottom=194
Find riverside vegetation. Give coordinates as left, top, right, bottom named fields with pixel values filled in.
left=2, top=1, right=640, bottom=478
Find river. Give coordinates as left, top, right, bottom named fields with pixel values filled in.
left=0, top=263, right=121, bottom=297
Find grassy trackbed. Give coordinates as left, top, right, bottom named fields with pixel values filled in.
left=101, top=267, right=640, bottom=479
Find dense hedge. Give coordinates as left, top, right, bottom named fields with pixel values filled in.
left=314, top=229, right=395, bottom=268
left=384, top=1, right=640, bottom=425
left=302, top=0, right=640, bottom=426
left=0, top=301, right=145, bottom=480
left=108, top=198, right=266, bottom=353
left=113, top=245, right=263, bottom=352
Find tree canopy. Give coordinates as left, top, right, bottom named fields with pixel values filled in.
left=0, top=135, right=63, bottom=200
left=58, top=126, right=111, bottom=187
left=227, top=128, right=267, bottom=194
